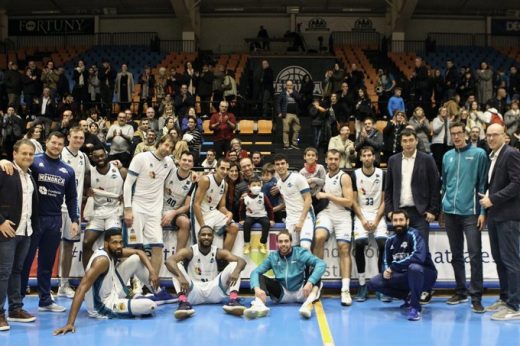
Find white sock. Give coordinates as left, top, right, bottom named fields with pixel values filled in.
left=358, top=274, right=366, bottom=286
left=304, top=290, right=318, bottom=305
left=60, top=278, right=69, bottom=287
left=342, top=278, right=351, bottom=291
left=254, top=297, right=266, bottom=307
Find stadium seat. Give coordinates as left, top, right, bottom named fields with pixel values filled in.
left=202, top=119, right=213, bottom=135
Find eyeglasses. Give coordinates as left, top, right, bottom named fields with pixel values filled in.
left=450, top=131, right=465, bottom=137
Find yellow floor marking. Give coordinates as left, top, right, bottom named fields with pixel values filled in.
left=314, top=301, right=335, bottom=346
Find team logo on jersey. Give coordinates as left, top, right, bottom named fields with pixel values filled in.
left=401, top=242, right=408, bottom=248
left=194, top=266, right=202, bottom=275
left=166, top=188, right=172, bottom=195
left=149, top=171, right=156, bottom=179
left=112, top=174, right=117, bottom=179
left=39, top=186, right=48, bottom=195
left=59, top=167, right=68, bottom=174
left=39, top=162, right=44, bottom=167
left=287, top=182, right=293, bottom=188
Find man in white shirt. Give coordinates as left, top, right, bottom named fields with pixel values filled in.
left=106, top=112, right=134, bottom=167
left=0, top=139, right=38, bottom=331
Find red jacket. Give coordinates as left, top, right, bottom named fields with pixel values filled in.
left=210, top=112, right=236, bottom=141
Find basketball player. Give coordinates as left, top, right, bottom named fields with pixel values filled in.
left=273, top=153, right=314, bottom=250
left=162, top=151, right=196, bottom=252
left=53, top=230, right=159, bottom=335
left=58, top=127, right=90, bottom=298
left=82, top=146, right=126, bottom=268
left=123, top=135, right=176, bottom=303
left=190, top=158, right=238, bottom=251
left=352, top=146, right=389, bottom=302
left=165, top=226, right=246, bottom=319
left=313, top=149, right=354, bottom=306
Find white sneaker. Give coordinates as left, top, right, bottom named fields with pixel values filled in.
left=38, top=303, right=66, bottom=313
left=57, top=285, right=75, bottom=299
left=299, top=303, right=312, bottom=319
left=244, top=301, right=270, bottom=319
left=341, top=289, right=352, bottom=306
left=491, top=306, right=520, bottom=321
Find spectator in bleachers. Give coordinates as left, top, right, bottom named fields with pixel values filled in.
left=1, top=106, right=24, bottom=160
left=431, top=106, right=454, bottom=172
left=167, top=66, right=183, bottom=95
left=125, top=109, right=139, bottom=131
left=338, top=82, right=354, bottom=118
left=114, top=64, right=134, bottom=112
left=444, top=94, right=461, bottom=119
left=328, top=123, right=355, bottom=169
left=5, top=62, right=23, bottom=111
left=88, top=122, right=105, bottom=144
left=55, top=110, right=74, bottom=139
left=144, top=106, right=159, bottom=132
left=300, top=147, right=326, bottom=214
left=458, top=70, right=476, bottom=104
left=509, top=65, right=519, bottom=100
left=376, top=68, right=396, bottom=116
left=494, top=68, right=508, bottom=92
left=155, top=67, right=168, bottom=106
left=225, top=161, right=242, bottom=221
left=476, top=61, right=493, bottom=108
left=171, top=140, right=189, bottom=165
left=444, top=59, right=459, bottom=100
left=326, top=93, right=347, bottom=126
left=138, top=65, right=155, bottom=115
left=235, top=157, right=259, bottom=204
left=99, top=60, right=116, bottom=116
left=411, top=57, right=430, bottom=115
left=55, top=67, right=70, bottom=103
left=212, top=64, right=226, bottom=111
left=466, top=101, right=486, bottom=139
left=87, top=65, right=100, bottom=109
left=354, top=88, right=374, bottom=137
left=168, top=127, right=180, bottom=147
left=331, top=63, right=346, bottom=94
left=162, top=116, right=179, bottom=137
left=158, top=94, right=174, bottom=120
left=355, top=117, right=383, bottom=165
left=182, top=116, right=203, bottom=164
left=227, top=150, right=239, bottom=164
left=505, top=100, right=520, bottom=137
left=72, top=60, right=89, bottom=106
left=25, top=123, right=44, bottom=154
left=174, top=84, right=195, bottom=117
left=57, top=94, right=80, bottom=120
left=261, top=163, right=284, bottom=222
left=210, top=100, right=236, bottom=157
left=468, top=126, right=488, bottom=151
left=86, top=108, right=107, bottom=135
left=301, top=74, right=315, bottom=115
left=181, top=107, right=202, bottom=132
left=223, top=70, right=237, bottom=103
left=347, top=63, right=365, bottom=94
left=431, top=69, right=444, bottom=117
left=256, top=60, right=274, bottom=118
left=198, top=64, right=214, bottom=117
left=79, top=119, right=102, bottom=156
left=41, top=61, right=59, bottom=98
left=0, top=69, right=5, bottom=110
left=33, top=87, right=55, bottom=135
left=387, top=87, right=405, bottom=119
left=106, top=111, right=134, bottom=167
left=252, top=151, right=263, bottom=169
left=488, top=87, right=508, bottom=116
left=132, top=117, right=150, bottom=148
left=408, top=106, right=431, bottom=154
left=322, top=69, right=333, bottom=100
left=183, top=61, right=198, bottom=95
left=226, top=138, right=248, bottom=161
left=276, top=80, right=302, bottom=150
left=383, top=111, right=407, bottom=161
left=257, top=25, right=270, bottom=50
left=201, top=149, right=217, bottom=173
left=134, top=129, right=157, bottom=156
left=23, top=64, right=40, bottom=114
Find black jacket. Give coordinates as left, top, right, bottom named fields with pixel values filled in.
left=0, top=168, right=39, bottom=239
left=487, top=145, right=520, bottom=222
left=5, top=69, right=23, bottom=94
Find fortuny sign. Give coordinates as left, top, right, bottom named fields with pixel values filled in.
left=8, top=18, right=95, bottom=36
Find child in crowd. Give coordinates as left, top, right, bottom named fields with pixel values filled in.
left=240, top=177, right=275, bottom=255
left=261, top=163, right=284, bottom=222
left=299, top=147, right=327, bottom=214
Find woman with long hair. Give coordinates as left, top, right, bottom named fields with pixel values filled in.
left=225, top=162, right=242, bottom=221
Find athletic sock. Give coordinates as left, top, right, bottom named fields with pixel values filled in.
left=179, top=293, right=187, bottom=303
left=60, top=278, right=69, bottom=287
left=342, top=278, right=351, bottom=290
left=254, top=297, right=266, bottom=307
left=358, top=274, right=366, bottom=286
left=229, top=291, right=238, bottom=300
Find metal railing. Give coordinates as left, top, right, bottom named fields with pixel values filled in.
left=428, top=32, right=520, bottom=48
left=159, top=40, right=197, bottom=53
left=331, top=31, right=381, bottom=48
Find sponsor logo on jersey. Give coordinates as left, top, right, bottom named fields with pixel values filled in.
left=39, top=186, right=48, bottom=195
left=401, top=241, right=408, bottom=248
left=59, top=167, right=68, bottom=174
left=39, top=162, right=44, bottom=167
left=38, top=173, right=66, bottom=186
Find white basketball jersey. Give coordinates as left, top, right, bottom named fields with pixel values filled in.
left=198, top=174, right=226, bottom=213
left=61, top=147, right=89, bottom=214
left=85, top=249, right=122, bottom=317
left=91, top=163, right=124, bottom=218
left=277, top=172, right=310, bottom=222
left=323, top=171, right=349, bottom=214
left=163, top=168, right=194, bottom=213
left=243, top=192, right=268, bottom=218
left=128, top=151, right=174, bottom=215
left=354, top=168, right=385, bottom=213
left=187, top=244, right=219, bottom=283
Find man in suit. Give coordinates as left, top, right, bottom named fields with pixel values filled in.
left=0, top=139, right=39, bottom=331
left=384, top=128, right=441, bottom=304
left=479, top=123, right=520, bottom=321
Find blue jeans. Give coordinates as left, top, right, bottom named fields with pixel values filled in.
left=488, top=219, right=520, bottom=310
left=0, top=236, right=31, bottom=314
left=445, top=214, right=483, bottom=298
left=368, top=263, right=437, bottom=311
left=21, top=215, right=62, bottom=307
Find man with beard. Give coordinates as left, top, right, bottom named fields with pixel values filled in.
left=368, top=210, right=437, bottom=321
left=165, top=226, right=246, bottom=320
left=53, top=230, right=159, bottom=335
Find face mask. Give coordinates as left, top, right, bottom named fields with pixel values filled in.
left=250, top=186, right=261, bottom=195
left=393, top=225, right=408, bottom=235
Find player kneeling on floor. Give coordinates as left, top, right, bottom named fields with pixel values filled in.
left=165, top=226, right=247, bottom=320
left=246, top=230, right=326, bottom=320
left=53, top=230, right=159, bottom=335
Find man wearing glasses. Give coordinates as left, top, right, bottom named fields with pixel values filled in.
left=276, top=80, right=301, bottom=150
left=441, top=121, right=488, bottom=313
left=209, top=101, right=237, bottom=158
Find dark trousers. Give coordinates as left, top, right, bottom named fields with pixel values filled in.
left=402, top=207, right=431, bottom=251
left=21, top=215, right=62, bottom=307
left=368, top=263, right=437, bottom=310
left=213, top=140, right=230, bottom=159
left=488, top=219, right=520, bottom=310
left=0, top=236, right=31, bottom=314
left=109, top=152, right=132, bottom=168
left=445, top=214, right=483, bottom=299
left=243, top=216, right=270, bottom=244
left=354, top=237, right=386, bottom=274
left=199, top=95, right=211, bottom=116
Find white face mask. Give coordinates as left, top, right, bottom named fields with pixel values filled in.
left=250, top=186, right=262, bottom=195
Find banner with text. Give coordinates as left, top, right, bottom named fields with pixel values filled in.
left=8, top=18, right=95, bottom=36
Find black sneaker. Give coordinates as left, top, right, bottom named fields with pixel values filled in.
left=420, top=291, right=433, bottom=305
left=223, top=298, right=246, bottom=316
left=471, top=300, right=485, bottom=313
left=446, top=294, right=469, bottom=305
left=174, top=301, right=195, bottom=320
